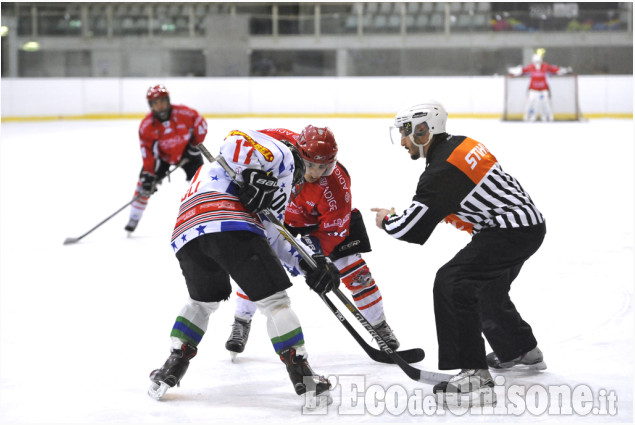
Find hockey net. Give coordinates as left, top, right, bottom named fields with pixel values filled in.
left=503, top=74, right=583, bottom=121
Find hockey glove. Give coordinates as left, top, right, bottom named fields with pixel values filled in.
left=182, top=142, right=202, bottom=163
left=238, top=169, right=278, bottom=213
left=300, top=254, right=340, bottom=295
left=140, top=172, right=157, bottom=196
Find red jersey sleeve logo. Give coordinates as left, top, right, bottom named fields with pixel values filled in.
left=446, top=137, right=498, bottom=184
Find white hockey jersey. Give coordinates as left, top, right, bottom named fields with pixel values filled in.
left=170, top=129, right=307, bottom=274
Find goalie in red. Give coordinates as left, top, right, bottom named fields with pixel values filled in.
left=508, top=52, right=572, bottom=122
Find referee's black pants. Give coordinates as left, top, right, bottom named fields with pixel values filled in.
left=433, top=222, right=546, bottom=370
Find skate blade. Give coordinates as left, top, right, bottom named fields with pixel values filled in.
left=437, top=388, right=497, bottom=408
left=302, top=390, right=332, bottom=412
left=229, top=351, right=239, bottom=362
left=492, top=361, right=547, bottom=372
left=148, top=382, right=170, bottom=400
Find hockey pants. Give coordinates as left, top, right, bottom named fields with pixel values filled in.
left=433, top=222, right=546, bottom=370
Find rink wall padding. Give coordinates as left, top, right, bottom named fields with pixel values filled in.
left=1, top=76, right=632, bottom=121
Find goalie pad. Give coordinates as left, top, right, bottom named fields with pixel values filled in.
left=525, top=89, right=554, bottom=122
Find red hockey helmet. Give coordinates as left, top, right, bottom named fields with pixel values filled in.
left=297, top=125, right=338, bottom=164
left=147, top=84, right=171, bottom=120
left=146, top=84, right=170, bottom=102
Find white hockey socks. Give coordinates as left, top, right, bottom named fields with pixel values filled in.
left=170, top=298, right=220, bottom=349
left=254, top=291, right=307, bottom=358
left=233, top=286, right=258, bottom=322
left=129, top=182, right=150, bottom=221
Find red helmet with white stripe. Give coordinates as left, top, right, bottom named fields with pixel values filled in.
left=146, top=84, right=171, bottom=120
left=146, top=84, right=170, bottom=102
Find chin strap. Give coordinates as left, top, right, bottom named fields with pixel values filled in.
left=410, top=133, right=433, bottom=158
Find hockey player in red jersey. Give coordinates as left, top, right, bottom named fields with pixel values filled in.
left=373, top=101, right=546, bottom=406
left=148, top=128, right=338, bottom=401
left=509, top=53, right=572, bottom=122
left=125, top=84, right=208, bottom=233
left=225, top=125, right=401, bottom=357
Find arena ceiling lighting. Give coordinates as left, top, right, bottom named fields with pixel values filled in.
left=21, top=41, right=40, bottom=51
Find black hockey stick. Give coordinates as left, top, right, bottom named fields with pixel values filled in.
left=329, top=288, right=453, bottom=384
left=319, top=291, right=424, bottom=364
left=63, top=197, right=140, bottom=245
left=63, top=160, right=188, bottom=245
left=198, top=145, right=439, bottom=370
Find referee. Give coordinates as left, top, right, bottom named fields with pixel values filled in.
left=372, top=100, right=546, bottom=406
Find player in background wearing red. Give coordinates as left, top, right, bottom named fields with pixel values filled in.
left=125, top=84, right=208, bottom=233
left=372, top=101, right=546, bottom=407
left=508, top=53, right=572, bottom=122
left=225, top=125, right=401, bottom=358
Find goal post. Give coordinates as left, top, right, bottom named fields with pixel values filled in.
left=503, top=74, right=583, bottom=121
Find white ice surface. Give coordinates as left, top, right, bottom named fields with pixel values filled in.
left=1, top=118, right=632, bottom=423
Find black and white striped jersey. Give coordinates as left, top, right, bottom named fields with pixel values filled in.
left=382, top=134, right=544, bottom=245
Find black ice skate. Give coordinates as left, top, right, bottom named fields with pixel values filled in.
left=486, top=346, right=546, bottom=371
left=433, top=369, right=496, bottom=407
left=225, top=317, right=251, bottom=360
left=124, top=218, right=139, bottom=233
left=373, top=320, right=400, bottom=350
left=279, top=347, right=331, bottom=397
left=148, top=342, right=198, bottom=400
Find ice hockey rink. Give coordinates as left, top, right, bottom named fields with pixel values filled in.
left=0, top=116, right=632, bottom=424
